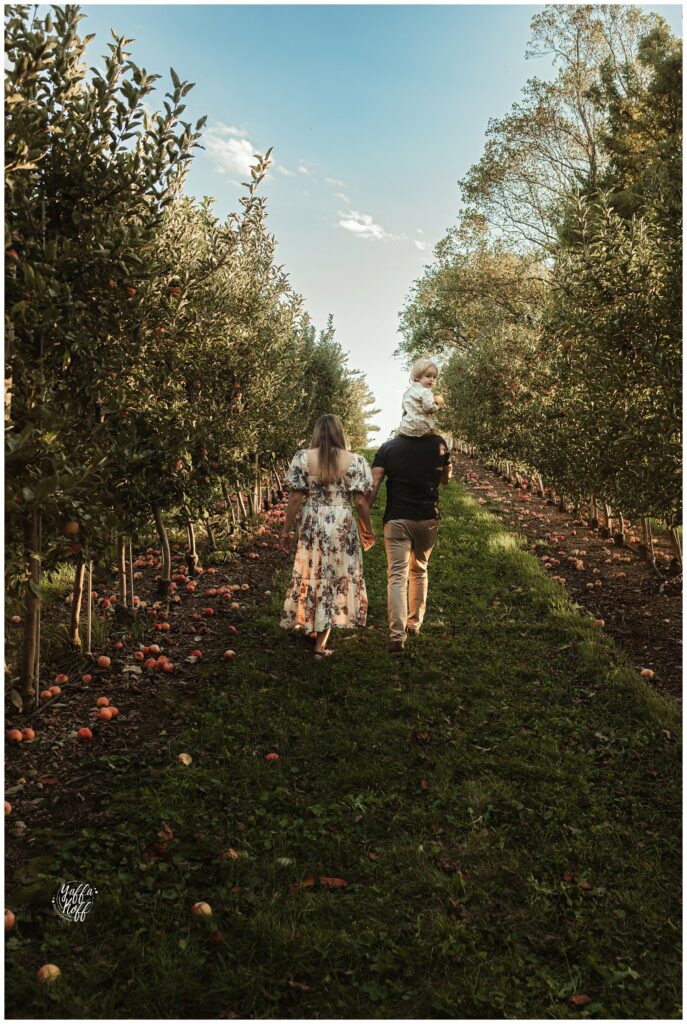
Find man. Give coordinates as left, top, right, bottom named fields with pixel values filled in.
left=368, top=432, right=452, bottom=654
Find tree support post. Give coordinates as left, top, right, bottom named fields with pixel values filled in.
left=20, top=510, right=41, bottom=709
left=68, top=549, right=86, bottom=649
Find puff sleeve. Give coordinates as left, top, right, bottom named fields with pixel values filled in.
left=284, top=449, right=308, bottom=492
left=348, top=454, right=373, bottom=494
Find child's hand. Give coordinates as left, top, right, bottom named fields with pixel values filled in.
left=434, top=393, right=446, bottom=409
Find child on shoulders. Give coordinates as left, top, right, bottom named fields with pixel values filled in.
left=395, top=358, right=446, bottom=437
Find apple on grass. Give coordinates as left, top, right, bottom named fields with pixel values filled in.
left=36, top=964, right=61, bottom=983
left=191, top=901, right=212, bottom=917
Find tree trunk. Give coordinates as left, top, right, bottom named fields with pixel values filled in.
left=639, top=516, right=655, bottom=564
left=613, top=511, right=626, bottom=546
left=204, top=511, right=217, bottom=551
left=235, top=480, right=248, bottom=522
left=668, top=526, right=682, bottom=568
left=186, top=519, right=199, bottom=576
left=221, top=479, right=236, bottom=534
left=20, top=510, right=41, bottom=707
left=600, top=502, right=612, bottom=538
left=117, top=535, right=127, bottom=607
left=152, top=502, right=172, bottom=598
left=589, top=495, right=599, bottom=529
left=68, top=550, right=86, bottom=649
left=272, top=460, right=284, bottom=500
left=86, top=553, right=93, bottom=655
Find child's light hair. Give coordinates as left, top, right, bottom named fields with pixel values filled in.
left=409, top=358, right=439, bottom=383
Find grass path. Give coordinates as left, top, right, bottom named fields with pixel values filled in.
left=6, top=477, right=681, bottom=1019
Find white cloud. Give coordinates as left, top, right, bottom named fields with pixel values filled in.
left=414, top=239, right=431, bottom=252
left=205, top=123, right=259, bottom=177
left=335, top=191, right=351, bottom=203
left=338, top=210, right=399, bottom=241
left=325, top=177, right=345, bottom=187
left=278, top=164, right=295, bottom=176
left=416, top=228, right=424, bottom=234
left=298, top=162, right=311, bottom=175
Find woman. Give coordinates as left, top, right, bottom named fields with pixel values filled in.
left=279, top=414, right=375, bottom=659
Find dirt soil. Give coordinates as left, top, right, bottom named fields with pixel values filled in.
left=453, top=450, right=682, bottom=701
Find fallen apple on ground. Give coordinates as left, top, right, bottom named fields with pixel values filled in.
left=191, top=901, right=212, bottom=917
left=36, top=964, right=61, bottom=983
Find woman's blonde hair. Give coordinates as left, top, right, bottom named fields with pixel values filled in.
left=311, top=414, right=349, bottom=484
left=410, top=358, right=439, bottom=383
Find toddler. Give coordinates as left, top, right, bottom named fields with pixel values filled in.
left=395, top=358, right=446, bottom=437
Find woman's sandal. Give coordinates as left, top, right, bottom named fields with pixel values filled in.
left=313, top=648, right=333, bottom=660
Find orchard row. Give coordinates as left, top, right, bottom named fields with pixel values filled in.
left=5, top=5, right=376, bottom=707
left=399, top=7, right=681, bottom=546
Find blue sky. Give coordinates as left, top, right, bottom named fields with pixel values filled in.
left=76, top=3, right=683, bottom=439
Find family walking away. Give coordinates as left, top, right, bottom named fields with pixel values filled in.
left=279, top=396, right=452, bottom=657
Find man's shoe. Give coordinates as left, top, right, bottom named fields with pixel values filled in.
left=388, top=640, right=405, bottom=655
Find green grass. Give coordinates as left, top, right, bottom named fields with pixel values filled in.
left=5, top=477, right=681, bottom=1019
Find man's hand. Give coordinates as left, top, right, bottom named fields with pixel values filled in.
left=434, top=393, right=446, bottom=409
left=359, top=526, right=376, bottom=551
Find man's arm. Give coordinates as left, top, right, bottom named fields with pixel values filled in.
left=440, top=460, right=453, bottom=486
left=368, top=466, right=385, bottom=508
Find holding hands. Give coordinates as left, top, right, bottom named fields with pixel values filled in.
left=434, top=393, right=446, bottom=409
left=359, top=525, right=376, bottom=551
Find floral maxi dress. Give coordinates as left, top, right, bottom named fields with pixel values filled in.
left=280, top=449, right=373, bottom=632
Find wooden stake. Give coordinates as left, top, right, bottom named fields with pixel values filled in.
left=86, top=554, right=93, bottom=656
left=68, top=549, right=86, bottom=649
left=117, top=535, right=127, bottom=607
left=128, top=539, right=135, bottom=611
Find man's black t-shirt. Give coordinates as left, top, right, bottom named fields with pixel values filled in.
left=372, top=434, right=451, bottom=523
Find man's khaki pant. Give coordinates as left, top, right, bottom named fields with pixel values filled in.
left=383, top=518, right=438, bottom=642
